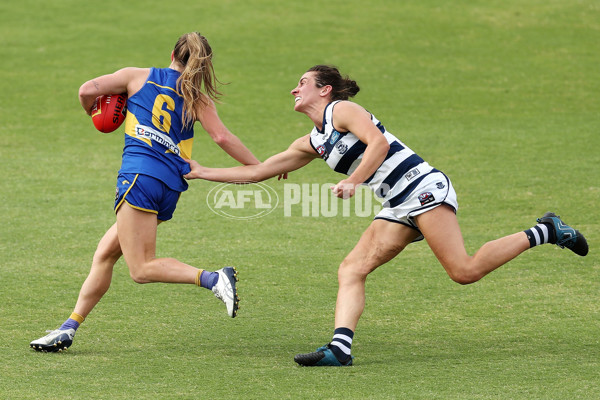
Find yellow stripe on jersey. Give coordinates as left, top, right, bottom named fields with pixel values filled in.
left=124, top=112, right=152, bottom=146
left=178, top=137, right=194, bottom=159
left=147, top=81, right=183, bottom=97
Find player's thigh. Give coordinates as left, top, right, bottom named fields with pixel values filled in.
left=414, top=204, right=469, bottom=268
left=116, top=203, right=158, bottom=267
left=344, top=219, right=421, bottom=271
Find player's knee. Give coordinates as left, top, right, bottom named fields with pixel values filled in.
left=128, top=265, right=151, bottom=284
left=447, top=267, right=481, bottom=285
left=338, top=257, right=374, bottom=281
left=93, top=243, right=121, bottom=265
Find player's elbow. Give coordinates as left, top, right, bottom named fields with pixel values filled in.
left=378, top=139, right=390, bottom=155
left=78, top=81, right=99, bottom=111
left=78, top=81, right=96, bottom=99
left=239, top=164, right=274, bottom=183
left=211, top=131, right=231, bottom=147
left=248, top=167, right=269, bottom=183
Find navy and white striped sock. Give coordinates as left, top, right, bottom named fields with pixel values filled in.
left=329, top=327, right=354, bottom=362
left=524, top=223, right=554, bottom=247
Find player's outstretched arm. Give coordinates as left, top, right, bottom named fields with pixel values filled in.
left=197, top=100, right=260, bottom=166
left=184, top=135, right=318, bottom=183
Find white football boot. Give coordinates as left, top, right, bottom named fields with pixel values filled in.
left=212, top=267, right=239, bottom=318
left=30, top=328, right=75, bottom=352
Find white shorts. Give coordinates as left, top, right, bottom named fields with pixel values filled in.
left=374, top=171, right=458, bottom=241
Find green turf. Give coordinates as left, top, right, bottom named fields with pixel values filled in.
left=1, top=0, right=599, bottom=399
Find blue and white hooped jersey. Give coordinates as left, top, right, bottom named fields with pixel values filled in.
left=119, top=68, right=194, bottom=192
left=309, top=100, right=439, bottom=208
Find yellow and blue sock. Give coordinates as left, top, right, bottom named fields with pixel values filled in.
left=59, top=312, right=85, bottom=331
left=195, top=269, right=219, bottom=289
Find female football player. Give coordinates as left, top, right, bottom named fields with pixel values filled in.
left=30, top=32, right=258, bottom=352
left=184, top=64, right=588, bottom=366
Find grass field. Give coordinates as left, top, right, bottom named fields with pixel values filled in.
left=1, top=0, right=599, bottom=399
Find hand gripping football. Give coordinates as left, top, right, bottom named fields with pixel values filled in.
left=91, top=93, right=127, bottom=133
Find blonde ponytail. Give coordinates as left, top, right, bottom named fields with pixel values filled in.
left=172, top=32, right=222, bottom=128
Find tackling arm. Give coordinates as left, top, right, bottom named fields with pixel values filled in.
left=184, top=135, right=318, bottom=182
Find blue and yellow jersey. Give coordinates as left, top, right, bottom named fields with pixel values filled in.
left=119, top=68, right=194, bottom=192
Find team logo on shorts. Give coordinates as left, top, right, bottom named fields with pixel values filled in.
left=418, top=192, right=435, bottom=205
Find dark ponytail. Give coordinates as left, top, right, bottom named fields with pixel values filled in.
left=307, top=65, right=359, bottom=101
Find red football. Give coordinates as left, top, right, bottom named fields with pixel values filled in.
left=91, top=93, right=128, bottom=133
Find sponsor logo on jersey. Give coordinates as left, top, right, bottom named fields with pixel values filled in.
left=135, top=124, right=180, bottom=156
left=418, top=192, right=435, bottom=205
left=316, top=145, right=327, bottom=158
left=436, top=182, right=446, bottom=189
left=329, top=130, right=340, bottom=144
left=405, top=168, right=420, bottom=181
